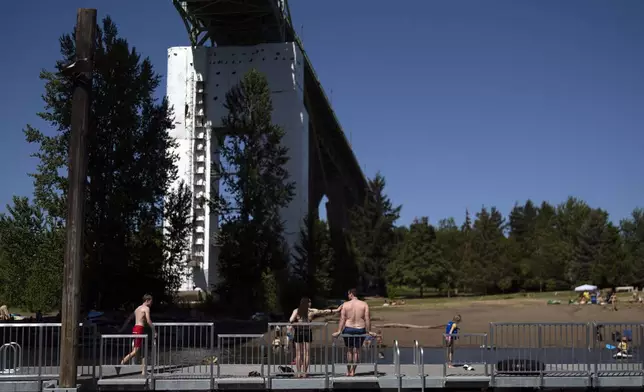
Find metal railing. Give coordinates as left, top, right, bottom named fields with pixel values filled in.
left=489, top=321, right=644, bottom=386
left=99, top=334, right=149, bottom=382
left=331, top=332, right=379, bottom=377
left=0, top=323, right=97, bottom=381
left=393, top=340, right=400, bottom=377
left=415, top=340, right=424, bottom=381
left=266, top=322, right=328, bottom=379
left=153, top=322, right=214, bottom=379
left=0, top=342, right=21, bottom=374
left=442, top=332, right=489, bottom=377
left=215, top=334, right=265, bottom=378
left=0, top=320, right=643, bottom=385
left=593, top=322, right=643, bottom=376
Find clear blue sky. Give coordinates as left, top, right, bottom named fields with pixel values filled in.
left=1, top=0, right=642, bottom=226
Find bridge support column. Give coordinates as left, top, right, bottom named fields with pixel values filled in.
left=325, top=177, right=359, bottom=294
left=167, top=42, right=309, bottom=290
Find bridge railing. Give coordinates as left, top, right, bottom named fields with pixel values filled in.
left=153, top=322, right=214, bottom=379
left=0, top=322, right=97, bottom=381
left=266, top=322, right=328, bottom=379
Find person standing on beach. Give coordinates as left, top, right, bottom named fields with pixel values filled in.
left=119, top=294, right=156, bottom=374
left=332, top=289, right=372, bottom=377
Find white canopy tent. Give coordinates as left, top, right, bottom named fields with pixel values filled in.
left=574, top=284, right=598, bottom=292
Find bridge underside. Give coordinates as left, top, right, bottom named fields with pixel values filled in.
left=174, top=0, right=369, bottom=285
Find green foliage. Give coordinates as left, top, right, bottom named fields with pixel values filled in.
left=0, top=197, right=63, bottom=312
left=387, top=217, right=445, bottom=297
left=291, top=214, right=335, bottom=302
left=261, top=269, right=281, bottom=314
left=387, top=199, right=643, bottom=297
left=213, top=69, right=295, bottom=315
left=350, top=173, right=401, bottom=296
left=20, top=16, right=190, bottom=310
left=162, top=181, right=195, bottom=295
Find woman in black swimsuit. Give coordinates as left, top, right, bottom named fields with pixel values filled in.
left=289, top=297, right=337, bottom=377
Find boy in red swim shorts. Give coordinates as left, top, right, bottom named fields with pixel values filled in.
left=132, top=324, right=145, bottom=349
left=119, top=294, right=156, bottom=374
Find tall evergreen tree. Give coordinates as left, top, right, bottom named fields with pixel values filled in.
left=508, top=200, right=540, bottom=290
left=292, top=214, right=335, bottom=302
left=531, top=201, right=567, bottom=291
left=472, top=207, right=510, bottom=293
left=350, top=173, right=401, bottom=296
left=574, top=209, right=625, bottom=286
left=435, top=218, right=460, bottom=296
left=24, top=17, right=188, bottom=309
left=387, top=217, right=444, bottom=297
left=213, top=69, right=295, bottom=314
left=620, top=208, right=644, bottom=282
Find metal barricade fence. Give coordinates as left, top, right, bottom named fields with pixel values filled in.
left=442, top=333, right=488, bottom=377
left=593, top=322, right=643, bottom=376
left=490, top=322, right=542, bottom=378
left=0, top=323, right=97, bottom=380
left=332, top=332, right=378, bottom=376
left=99, top=334, right=149, bottom=382
left=267, top=322, right=328, bottom=378
left=216, top=334, right=265, bottom=378
left=540, top=323, right=591, bottom=376
left=3, top=319, right=644, bottom=384
left=153, top=322, right=214, bottom=379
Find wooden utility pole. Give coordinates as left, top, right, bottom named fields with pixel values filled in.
left=59, top=8, right=97, bottom=389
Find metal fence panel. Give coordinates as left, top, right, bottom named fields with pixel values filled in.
left=442, top=332, right=488, bottom=377
left=331, top=332, right=379, bottom=376
left=540, top=323, right=591, bottom=375
left=490, top=322, right=543, bottom=377
left=216, top=334, right=265, bottom=378
left=267, top=322, right=328, bottom=379
left=99, top=334, right=149, bottom=382
left=0, top=323, right=97, bottom=381
left=593, top=322, right=643, bottom=376
left=153, top=322, right=214, bottom=379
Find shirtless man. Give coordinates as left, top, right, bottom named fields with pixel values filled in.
left=119, top=294, right=156, bottom=373
left=332, top=288, right=371, bottom=376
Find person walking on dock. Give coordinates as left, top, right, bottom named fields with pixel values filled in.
left=332, top=289, right=372, bottom=377
left=119, top=294, right=157, bottom=374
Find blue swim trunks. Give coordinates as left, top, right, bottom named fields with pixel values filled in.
left=343, top=327, right=366, bottom=348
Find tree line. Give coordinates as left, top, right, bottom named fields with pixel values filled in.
left=2, top=16, right=641, bottom=316
left=294, top=179, right=644, bottom=301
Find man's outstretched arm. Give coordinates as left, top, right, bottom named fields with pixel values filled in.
left=334, top=306, right=347, bottom=336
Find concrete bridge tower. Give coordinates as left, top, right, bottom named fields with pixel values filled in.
left=168, top=0, right=368, bottom=292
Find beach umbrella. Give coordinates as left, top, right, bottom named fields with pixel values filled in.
left=574, top=284, right=597, bottom=292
